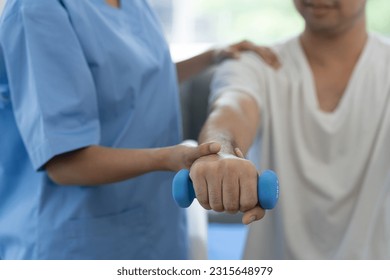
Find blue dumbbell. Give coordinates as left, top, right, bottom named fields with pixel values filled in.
left=172, top=169, right=279, bottom=209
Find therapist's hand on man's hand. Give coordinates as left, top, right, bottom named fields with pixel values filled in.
left=189, top=151, right=265, bottom=224
left=167, top=140, right=221, bottom=172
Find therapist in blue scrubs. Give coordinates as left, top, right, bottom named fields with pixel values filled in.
left=0, top=0, right=276, bottom=259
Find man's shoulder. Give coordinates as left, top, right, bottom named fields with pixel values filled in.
left=271, top=36, right=300, bottom=51
left=237, top=36, right=300, bottom=69
left=370, top=33, right=390, bottom=51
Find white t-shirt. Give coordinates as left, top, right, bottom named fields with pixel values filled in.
left=211, top=34, right=390, bottom=259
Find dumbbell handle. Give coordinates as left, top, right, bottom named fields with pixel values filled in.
left=172, top=169, right=279, bottom=209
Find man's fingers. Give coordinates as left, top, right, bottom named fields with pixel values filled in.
left=222, top=173, right=240, bottom=214
left=190, top=174, right=211, bottom=210
left=207, top=175, right=223, bottom=212
left=234, top=147, right=245, bottom=158
left=242, top=206, right=266, bottom=225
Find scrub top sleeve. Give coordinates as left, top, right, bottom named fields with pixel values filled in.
left=210, top=52, right=266, bottom=112
left=1, top=5, right=100, bottom=171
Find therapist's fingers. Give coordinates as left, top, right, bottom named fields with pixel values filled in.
left=174, top=141, right=221, bottom=171
left=179, top=140, right=221, bottom=156
left=213, top=40, right=253, bottom=63
left=213, top=48, right=237, bottom=63
left=228, top=40, right=255, bottom=55
left=242, top=206, right=266, bottom=225
left=252, top=46, right=281, bottom=70
left=195, top=141, right=222, bottom=156
left=186, top=141, right=221, bottom=167
left=216, top=40, right=281, bottom=70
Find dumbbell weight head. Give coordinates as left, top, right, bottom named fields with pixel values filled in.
left=172, top=169, right=279, bottom=209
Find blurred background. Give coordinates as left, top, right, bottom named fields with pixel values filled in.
left=2, top=0, right=389, bottom=47
left=147, top=0, right=390, bottom=60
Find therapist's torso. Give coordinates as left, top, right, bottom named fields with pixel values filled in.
left=0, top=0, right=187, bottom=259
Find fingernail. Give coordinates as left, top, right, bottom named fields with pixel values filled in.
left=248, top=216, right=256, bottom=224
left=210, top=142, right=220, bottom=152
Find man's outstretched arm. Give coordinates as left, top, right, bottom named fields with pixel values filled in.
left=190, top=90, right=264, bottom=224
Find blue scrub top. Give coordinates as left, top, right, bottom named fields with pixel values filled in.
left=0, top=0, right=187, bottom=259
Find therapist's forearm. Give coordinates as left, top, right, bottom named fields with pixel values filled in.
left=45, top=145, right=177, bottom=186
left=176, top=49, right=214, bottom=83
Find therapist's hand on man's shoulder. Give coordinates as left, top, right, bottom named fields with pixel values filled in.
left=215, top=40, right=281, bottom=70
left=189, top=150, right=265, bottom=225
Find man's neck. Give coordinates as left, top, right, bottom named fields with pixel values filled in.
left=300, top=19, right=368, bottom=66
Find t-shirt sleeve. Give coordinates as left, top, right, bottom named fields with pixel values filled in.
left=210, top=52, right=268, bottom=112
left=1, top=3, right=100, bottom=170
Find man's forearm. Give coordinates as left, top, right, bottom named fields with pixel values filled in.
left=189, top=91, right=263, bottom=221
left=198, top=91, right=260, bottom=156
